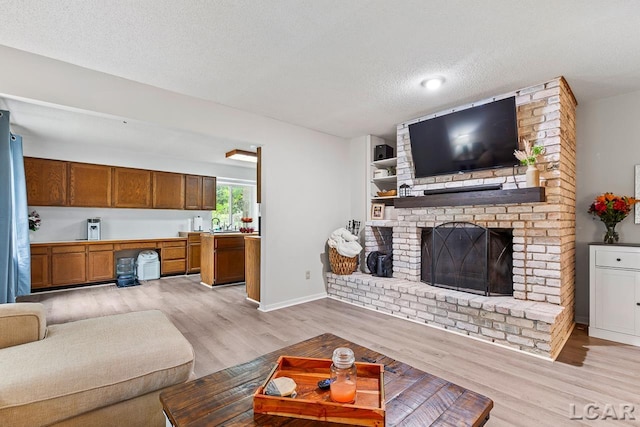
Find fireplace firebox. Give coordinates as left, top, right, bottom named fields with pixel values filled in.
left=421, top=222, right=513, bottom=296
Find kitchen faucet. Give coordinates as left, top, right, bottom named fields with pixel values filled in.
left=211, top=218, right=221, bottom=231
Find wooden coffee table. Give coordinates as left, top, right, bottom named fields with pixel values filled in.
left=160, top=333, right=493, bottom=426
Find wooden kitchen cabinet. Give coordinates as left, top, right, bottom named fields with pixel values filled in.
left=201, top=234, right=246, bottom=286
left=160, top=240, right=187, bottom=275
left=30, top=238, right=188, bottom=290
left=188, top=242, right=201, bottom=273
left=153, top=172, right=185, bottom=209
left=24, top=157, right=215, bottom=210
left=245, top=236, right=260, bottom=302
left=202, top=176, right=217, bottom=210
left=185, top=175, right=203, bottom=210
left=179, top=232, right=202, bottom=273
left=113, top=167, right=152, bottom=208
left=215, top=236, right=246, bottom=284
left=88, top=244, right=115, bottom=282
left=185, top=176, right=217, bottom=210
left=51, top=245, right=87, bottom=286
left=30, top=246, right=50, bottom=290
left=24, top=157, right=67, bottom=206
left=69, top=162, right=112, bottom=207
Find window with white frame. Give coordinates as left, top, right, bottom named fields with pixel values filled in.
left=211, top=180, right=257, bottom=231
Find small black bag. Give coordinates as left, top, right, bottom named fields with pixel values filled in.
left=366, top=251, right=392, bottom=277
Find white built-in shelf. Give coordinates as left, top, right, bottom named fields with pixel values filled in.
left=371, top=175, right=397, bottom=184
left=371, top=157, right=397, bottom=168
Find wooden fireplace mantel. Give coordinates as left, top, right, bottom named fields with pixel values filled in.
left=394, top=187, right=545, bottom=208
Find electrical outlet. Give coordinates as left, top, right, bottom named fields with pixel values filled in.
left=305, top=271, right=310, bottom=280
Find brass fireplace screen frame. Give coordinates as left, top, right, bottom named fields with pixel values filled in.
left=421, top=222, right=513, bottom=296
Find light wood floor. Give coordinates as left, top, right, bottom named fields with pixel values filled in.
left=20, top=276, right=640, bottom=426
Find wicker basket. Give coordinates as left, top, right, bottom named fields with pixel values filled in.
left=329, top=247, right=358, bottom=275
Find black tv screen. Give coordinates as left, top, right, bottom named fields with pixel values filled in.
left=408, top=96, right=518, bottom=178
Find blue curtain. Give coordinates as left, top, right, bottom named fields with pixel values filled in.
left=0, top=110, right=30, bottom=303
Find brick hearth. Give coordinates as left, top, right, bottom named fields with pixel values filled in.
left=327, top=77, right=577, bottom=359
left=327, top=272, right=565, bottom=357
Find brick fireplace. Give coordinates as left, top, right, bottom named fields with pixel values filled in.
left=327, top=77, right=577, bottom=359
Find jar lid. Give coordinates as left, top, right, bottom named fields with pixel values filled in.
left=332, top=347, right=355, bottom=368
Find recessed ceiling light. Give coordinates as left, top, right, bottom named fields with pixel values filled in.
left=421, top=77, right=445, bottom=90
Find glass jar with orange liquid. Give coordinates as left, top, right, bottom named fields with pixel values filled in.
left=330, top=347, right=357, bottom=403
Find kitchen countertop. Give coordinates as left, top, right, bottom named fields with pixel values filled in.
left=201, top=232, right=258, bottom=238
left=30, top=237, right=188, bottom=246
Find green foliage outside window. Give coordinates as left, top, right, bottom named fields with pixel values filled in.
left=211, top=184, right=253, bottom=230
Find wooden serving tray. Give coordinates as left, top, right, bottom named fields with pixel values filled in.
left=253, top=356, right=385, bottom=426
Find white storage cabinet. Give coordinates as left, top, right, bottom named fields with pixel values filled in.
left=589, top=244, right=640, bottom=346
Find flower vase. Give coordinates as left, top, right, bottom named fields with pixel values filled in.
left=525, top=164, right=539, bottom=188
left=603, top=222, right=619, bottom=244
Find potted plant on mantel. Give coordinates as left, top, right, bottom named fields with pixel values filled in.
left=514, top=139, right=545, bottom=187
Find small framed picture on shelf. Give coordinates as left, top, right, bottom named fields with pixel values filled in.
left=371, top=203, right=385, bottom=220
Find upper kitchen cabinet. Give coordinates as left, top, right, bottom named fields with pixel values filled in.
left=24, top=157, right=67, bottom=206
left=202, top=176, right=217, bottom=210
left=153, top=171, right=185, bottom=209
left=24, top=157, right=215, bottom=210
left=185, top=175, right=203, bottom=210
left=69, top=162, right=112, bottom=207
left=185, top=175, right=217, bottom=210
left=113, top=167, right=152, bottom=208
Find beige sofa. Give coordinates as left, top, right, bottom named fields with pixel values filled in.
left=0, top=303, right=194, bottom=427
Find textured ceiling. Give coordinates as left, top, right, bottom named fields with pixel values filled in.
left=0, top=96, right=257, bottom=169
left=1, top=0, right=640, bottom=140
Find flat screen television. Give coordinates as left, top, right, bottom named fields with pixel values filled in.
left=408, top=96, right=518, bottom=178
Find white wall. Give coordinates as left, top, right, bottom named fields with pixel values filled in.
left=348, top=135, right=368, bottom=228
left=575, top=89, right=640, bottom=323
left=260, top=138, right=350, bottom=310
left=0, top=45, right=349, bottom=309
left=30, top=206, right=211, bottom=242
left=347, top=135, right=369, bottom=269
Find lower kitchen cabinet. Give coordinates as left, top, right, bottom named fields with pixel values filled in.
left=188, top=242, right=201, bottom=273
left=30, top=246, right=50, bottom=289
left=179, top=232, right=202, bottom=273
left=51, top=246, right=87, bottom=286
left=215, top=237, right=245, bottom=284
left=589, top=244, right=640, bottom=346
left=160, top=240, right=187, bottom=275
left=30, top=238, right=188, bottom=291
left=201, top=234, right=246, bottom=286
left=88, top=245, right=115, bottom=282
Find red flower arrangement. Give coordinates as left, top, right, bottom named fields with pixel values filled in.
left=588, top=193, right=638, bottom=243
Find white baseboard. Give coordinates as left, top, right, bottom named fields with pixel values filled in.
left=258, top=292, right=327, bottom=312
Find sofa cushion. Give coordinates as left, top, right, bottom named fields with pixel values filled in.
left=0, top=302, right=47, bottom=349
left=0, top=310, right=194, bottom=427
